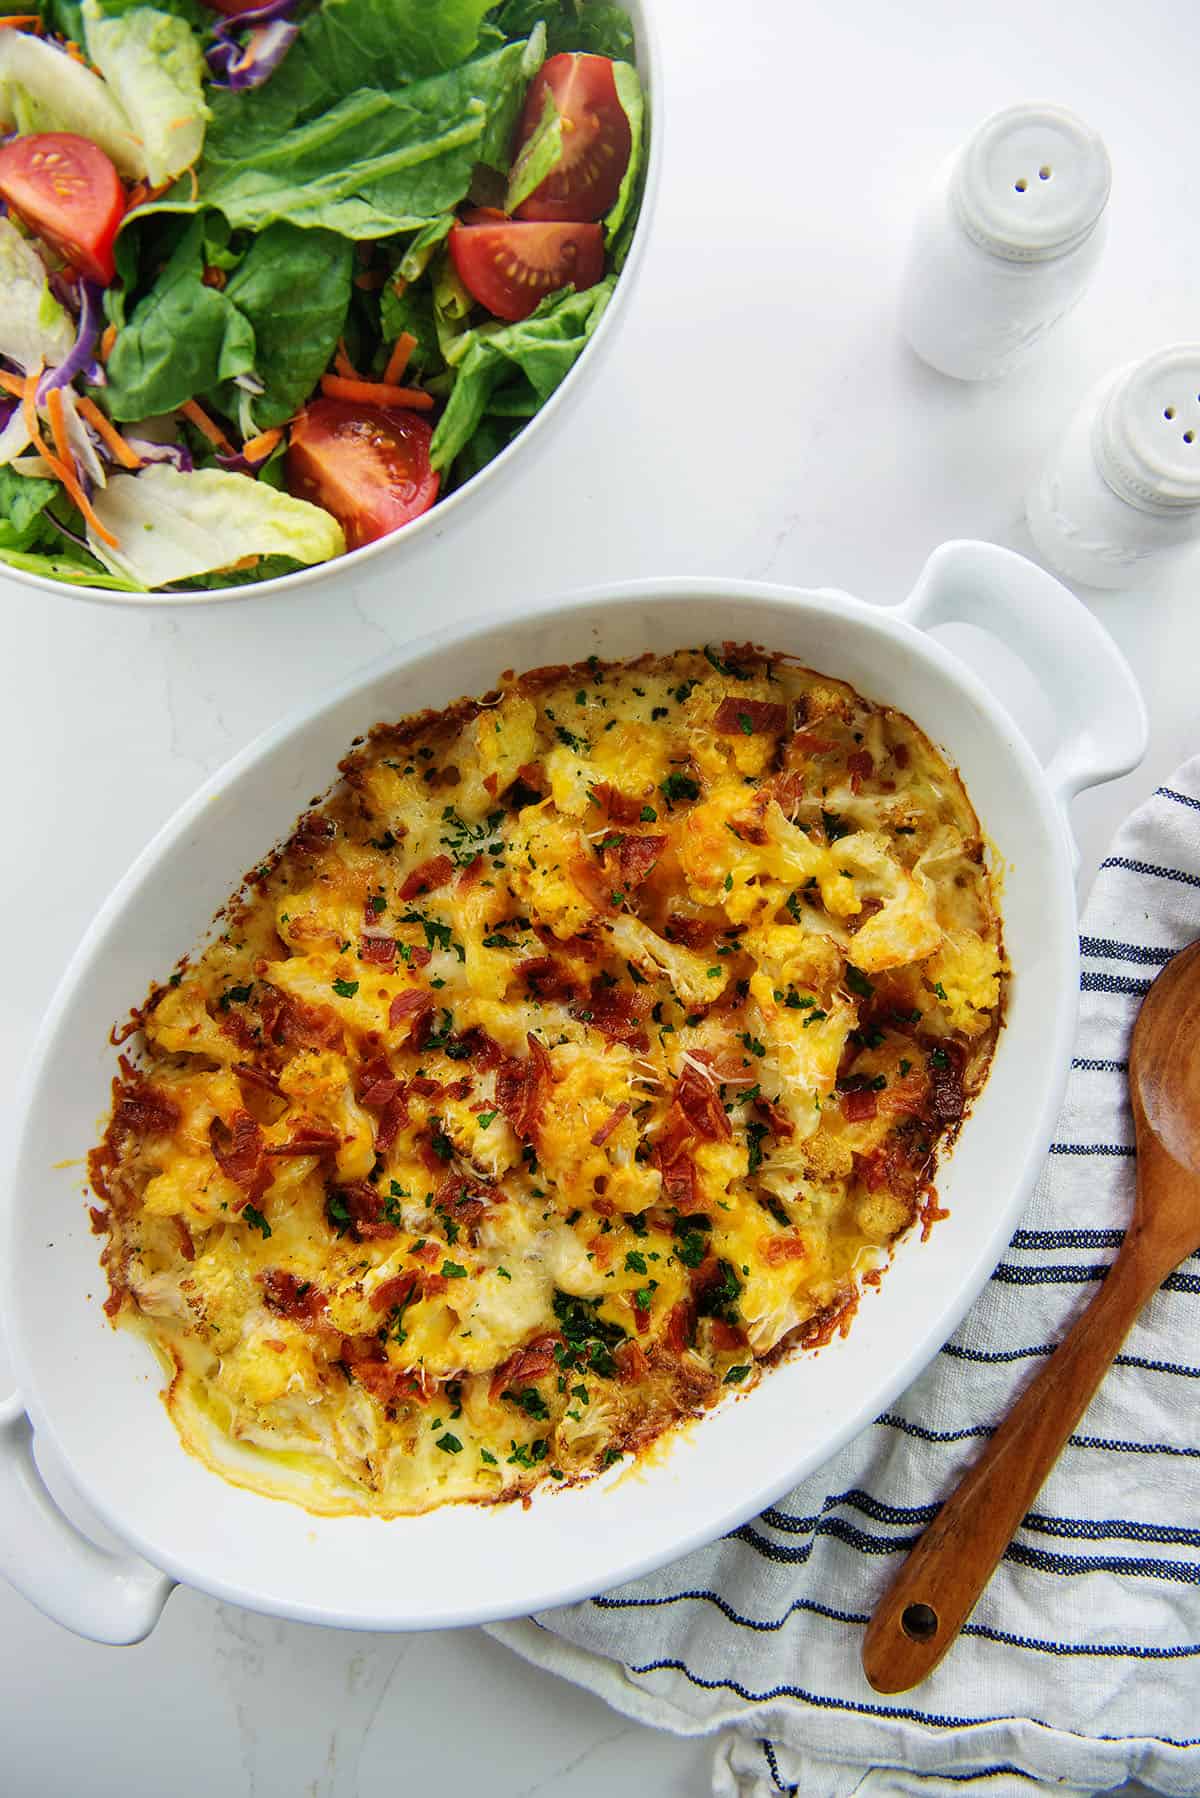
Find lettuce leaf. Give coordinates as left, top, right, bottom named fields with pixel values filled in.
left=103, top=219, right=255, bottom=421
left=0, top=26, right=146, bottom=176
left=300, top=0, right=500, bottom=93
left=87, top=465, right=345, bottom=587
left=82, top=0, right=209, bottom=188
left=158, top=38, right=534, bottom=237
left=0, top=465, right=57, bottom=549
left=429, top=276, right=614, bottom=471
left=379, top=277, right=442, bottom=376
left=0, top=541, right=142, bottom=589
left=504, top=82, right=560, bottom=213
left=213, top=223, right=353, bottom=431
left=604, top=59, right=644, bottom=264
left=492, top=0, right=634, bottom=59
left=0, top=217, right=75, bottom=374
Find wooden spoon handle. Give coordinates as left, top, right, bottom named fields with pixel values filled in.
left=861, top=1239, right=1164, bottom=1693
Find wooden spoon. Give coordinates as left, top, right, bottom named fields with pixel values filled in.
left=862, top=937, right=1200, bottom=1694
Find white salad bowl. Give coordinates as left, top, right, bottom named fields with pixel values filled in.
left=0, top=542, right=1147, bottom=1643
left=3, top=0, right=662, bottom=611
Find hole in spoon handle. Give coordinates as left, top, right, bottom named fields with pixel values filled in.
left=901, top=1601, right=939, bottom=1643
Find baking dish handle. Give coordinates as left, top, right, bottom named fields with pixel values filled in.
left=895, top=540, right=1149, bottom=869
left=0, top=1394, right=173, bottom=1643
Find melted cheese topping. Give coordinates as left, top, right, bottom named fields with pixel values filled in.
left=91, top=647, right=1005, bottom=1516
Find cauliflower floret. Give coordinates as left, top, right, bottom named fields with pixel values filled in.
left=145, top=980, right=242, bottom=1064
left=830, top=831, right=942, bottom=972
left=276, top=1049, right=374, bottom=1181
left=217, top=1324, right=319, bottom=1408
left=505, top=806, right=597, bottom=940
left=537, top=1044, right=660, bottom=1214
left=454, top=692, right=538, bottom=821
left=925, top=930, right=1003, bottom=1035
left=608, top=913, right=729, bottom=1007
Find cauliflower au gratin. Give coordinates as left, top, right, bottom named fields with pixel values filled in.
left=91, top=646, right=1005, bottom=1516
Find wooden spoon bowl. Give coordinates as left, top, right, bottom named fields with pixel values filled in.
left=862, top=937, right=1200, bottom=1694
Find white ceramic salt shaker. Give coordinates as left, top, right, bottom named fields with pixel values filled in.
left=900, top=103, right=1111, bottom=381
left=1026, top=346, right=1200, bottom=589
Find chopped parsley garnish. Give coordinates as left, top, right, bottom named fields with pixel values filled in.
left=552, top=1290, right=626, bottom=1378
left=737, top=712, right=754, bottom=736
left=899, top=1058, right=912, bottom=1077
left=845, top=965, right=875, bottom=999
left=640, top=805, right=658, bottom=822
left=723, top=1364, right=751, bottom=1384
left=439, top=804, right=506, bottom=866
left=441, top=1259, right=468, bottom=1279
left=369, top=830, right=397, bottom=852
left=930, top=1046, right=950, bottom=1070
left=660, top=771, right=700, bottom=805
left=507, top=1438, right=549, bottom=1468
left=480, top=1448, right=498, bottom=1466
left=740, top=1032, right=766, bottom=1058
left=242, top=1204, right=271, bottom=1238
left=502, top=1386, right=550, bottom=1421
left=624, top=1249, right=648, bottom=1275
left=217, top=982, right=254, bottom=1011
left=436, top=1433, right=463, bottom=1454
left=822, top=809, right=851, bottom=842
left=477, top=1110, right=498, bottom=1129
left=482, top=933, right=518, bottom=949
left=496, top=1265, right=511, bottom=1280
left=933, top=981, right=948, bottom=1000
left=746, top=1120, right=769, bottom=1174
left=555, top=724, right=585, bottom=752
left=326, top=1192, right=351, bottom=1236
left=368, top=894, right=387, bottom=915
left=331, top=977, right=359, bottom=999
left=695, top=1258, right=741, bottom=1326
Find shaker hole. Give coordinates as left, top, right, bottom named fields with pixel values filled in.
left=1164, top=407, right=1176, bottom=420
left=1185, top=431, right=1196, bottom=444
left=901, top=1603, right=939, bottom=1643
left=1039, top=166, right=1052, bottom=179
left=1014, top=178, right=1028, bottom=192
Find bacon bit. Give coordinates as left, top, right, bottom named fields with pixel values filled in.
left=663, top=1300, right=695, bottom=1354
left=89, top=1206, right=108, bottom=1234
left=929, top=1054, right=965, bottom=1123
left=517, top=955, right=576, bottom=1001
left=591, top=1194, right=615, bottom=1217
left=658, top=1150, right=700, bottom=1211
left=531, top=922, right=600, bottom=962
left=753, top=1093, right=795, bottom=1140
left=760, top=1233, right=807, bottom=1264
left=482, top=772, right=499, bottom=797
left=211, top=1110, right=269, bottom=1201
left=880, top=1071, right=930, bottom=1117
left=728, top=815, right=769, bottom=846
left=374, top=1095, right=408, bottom=1153
left=398, top=854, right=454, bottom=900
left=920, top=1190, right=951, bottom=1242
left=433, top=1170, right=488, bottom=1232
left=614, top=1339, right=649, bottom=1382
left=234, top=1062, right=282, bottom=1097
left=609, top=833, right=666, bottom=891
left=337, top=1181, right=399, bottom=1241
left=461, top=1026, right=506, bottom=1071
left=417, top=1131, right=447, bottom=1174
left=103, top=1289, right=123, bottom=1318
left=456, top=854, right=483, bottom=891
left=219, top=1010, right=257, bottom=1053
left=112, top=1073, right=179, bottom=1142
left=358, top=934, right=396, bottom=965
left=409, top=1075, right=442, bottom=1098
left=291, top=811, right=336, bottom=855
left=893, top=742, right=911, bottom=769
left=369, top=1270, right=421, bottom=1314
left=568, top=847, right=617, bottom=916
left=259, top=988, right=344, bottom=1052
left=488, top=1331, right=561, bottom=1399
left=388, top=987, right=433, bottom=1031
left=494, top=1033, right=553, bottom=1139
left=590, top=1100, right=631, bottom=1147
left=76, top=397, right=142, bottom=470
left=201, top=264, right=227, bottom=290
left=181, top=399, right=235, bottom=456
left=320, top=373, right=434, bottom=411
left=406, top=943, right=432, bottom=968
left=841, top=1086, right=878, bottom=1123
left=674, top=1060, right=732, bottom=1142
left=575, top=976, right=650, bottom=1050
left=262, top=1273, right=328, bottom=1329
left=663, top=913, right=715, bottom=949
left=791, top=729, right=838, bottom=754
left=173, top=1218, right=196, bottom=1262
left=713, top=698, right=788, bottom=736
left=765, top=768, right=806, bottom=814
left=358, top=1058, right=402, bottom=1108
left=410, top=1238, right=440, bottom=1264
left=846, top=749, right=874, bottom=793
left=265, top=1124, right=340, bottom=1156
left=515, top=761, right=544, bottom=793
left=844, top=896, right=884, bottom=936
left=351, top=1361, right=435, bottom=1407
left=383, top=331, right=418, bottom=386
left=592, top=781, right=646, bottom=825
left=242, top=427, right=283, bottom=463
left=709, top=1318, right=747, bottom=1352
left=633, top=1297, right=651, bottom=1333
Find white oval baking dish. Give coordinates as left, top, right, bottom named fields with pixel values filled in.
left=0, top=542, right=1147, bottom=1642
left=4, top=0, right=662, bottom=611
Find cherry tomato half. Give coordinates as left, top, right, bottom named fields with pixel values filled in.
left=449, top=218, right=604, bottom=322
left=287, top=400, right=440, bottom=550
left=0, top=132, right=123, bottom=285
left=513, top=53, right=632, bottom=224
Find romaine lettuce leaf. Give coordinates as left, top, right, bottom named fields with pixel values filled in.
left=82, top=0, right=209, bottom=188
left=0, top=217, right=75, bottom=373
left=0, top=26, right=146, bottom=177
left=213, top=223, right=353, bottom=431
left=87, top=465, right=345, bottom=586
left=159, top=39, right=534, bottom=237
left=0, top=464, right=56, bottom=549
left=379, top=276, right=442, bottom=376
left=493, top=0, right=634, bottom=59
left=300, top=0, right=499, bottom=93
left=429, top=276, right=614, bottom=471
left=397, top=212, right=454, bottom=282
left=104, top=219, right=255, bottom=421
left=504, top=83, right=560, bottom=213
left=604, top=59, right=644, bottom=264
left=0, top=541, right=141, bottom=589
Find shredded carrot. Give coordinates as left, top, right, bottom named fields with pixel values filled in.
left=125, top=178, right=171, bottom=215
left=242, top=427, right=283, bottom=463
left=201, top=264, right=227, bottom=290
left=100, top=324, right=118, bottom=362
left=391, top=277, right=408, bottom=299
left=0, top=371, right=26, bottom=398
left=334, top=338, right=360, bottom=380
left=320, top=374, right=434, bottom=411
left=46, top=386, right=121, bottom=551
left=181, top=398, right=234, bottom=456
left=0, top=14, right=43, bottom=27
left=383, top=332, right=417, bottom=387
left=20, top=368, right=63, bottom=477
left=77, top=396, right=143, bottom=471
left=64, top=38, right=87, bottom=62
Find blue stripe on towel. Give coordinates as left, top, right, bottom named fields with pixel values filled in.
left=1100, top=856, right=1200, bottom=890
left=1078, top=936, right=1176, bottom=966
left=1157, top=786, right=1200, bottom=814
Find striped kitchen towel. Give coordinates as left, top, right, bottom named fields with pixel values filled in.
left=490, top=762, right=1200, bottom=1797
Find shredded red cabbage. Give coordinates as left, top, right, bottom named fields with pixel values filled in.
left=206, top=16, right=298, bottom=90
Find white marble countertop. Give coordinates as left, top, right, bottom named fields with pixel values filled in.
left=1, top=0, right=1196, bottom=1789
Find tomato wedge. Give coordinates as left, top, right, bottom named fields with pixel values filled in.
left=513, top=53, right=632, bottom=224
left=287, top=400, right=439, bottom=550
left=0, top=132, right=123, bottom=285
left=449, top=218, right=604, bottom=323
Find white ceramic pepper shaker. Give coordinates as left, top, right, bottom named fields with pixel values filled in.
left=900, top=103, right=1111, bottom=381
left=1026, top=346, right=1200, bottom=588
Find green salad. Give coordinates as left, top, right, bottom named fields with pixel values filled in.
left=0, top=0, right=646, bottom=591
